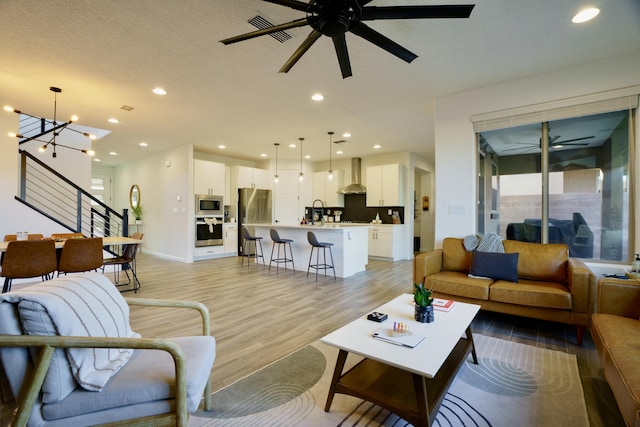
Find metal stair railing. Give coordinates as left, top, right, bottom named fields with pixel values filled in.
left=16, top=149, right=129, bottom=238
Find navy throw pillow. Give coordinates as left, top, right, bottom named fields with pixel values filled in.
left=470, top=251, right=519, bottom=282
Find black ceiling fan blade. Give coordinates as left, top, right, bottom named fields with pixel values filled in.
left=220, top=18, right=309, bottom=45
left=362, top=5, right=474, bottom=21
left=350, top=22, right=417, bottom=63
left=262, top=0, right=310, bottom=12
left=551, top=135, right=595, bottom=145
left=279, top=30, right=322, bottom=73
left=332, top=34, right=352, bottom=78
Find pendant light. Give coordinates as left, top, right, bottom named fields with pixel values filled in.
left=327, top=131, right=334, bottom=181
left=298, top=137, right=304, bottom=182
left=273, top=143, right=280, bottom=183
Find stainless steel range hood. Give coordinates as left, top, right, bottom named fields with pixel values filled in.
left=338, top=158, right=367, bottom=194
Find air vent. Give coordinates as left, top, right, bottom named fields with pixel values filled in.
left=248, top=15, right=292, bottom=43
left=120, top=105, right=134, bottom=111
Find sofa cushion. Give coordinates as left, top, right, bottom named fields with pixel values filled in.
left=605, top=344, right=640, bottom=427
left=442, top=238, right=473, bottom=273
left=470, top=251, right=519, bottom=282
left=425, top=271, right=491, bottom=300
left=41, top=335, right=216, bottom=420
left=592, top=314, right=640, bottom=350
left=489, top=279, right=572, bottom=309
left=503, top=240, right=568, bottom=283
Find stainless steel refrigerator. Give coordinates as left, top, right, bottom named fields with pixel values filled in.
left=237, top=188, right=272, bottom=255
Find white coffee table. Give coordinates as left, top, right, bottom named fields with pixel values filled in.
left=321, top=293, right=480, bottom=427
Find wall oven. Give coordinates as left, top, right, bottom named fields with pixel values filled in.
left=195, top=194, right=223, bottom=216
left=195, top=216, right=223, bottom=247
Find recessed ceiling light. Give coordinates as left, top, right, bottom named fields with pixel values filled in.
left=572, top=7, right=600, bottom=23
left=218, top=144, right=226, bottom=149
left=109, top=151, right=117, bottom=156
left=373, top=144, right=381, bottom=149
left=139, top=142, right=148, bottom=147
left=93, top=158, right=101, bottom=162
left=108, top=118, right=119, bottom=124
left=260, top=153, right=267, bottom=157
left=153, top=87, right=167, bottom=95
left=311, top=93, right=324, bottom=101
left=305, top=155, right=311, bottom=159
left=336, top=150, right=343, bottom=155
left=342, top=132, right=351, bottom=138
left=289, top=143, right=296, bottom=148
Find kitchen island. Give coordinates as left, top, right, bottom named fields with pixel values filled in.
left=246, top=223, right=370, bottom=278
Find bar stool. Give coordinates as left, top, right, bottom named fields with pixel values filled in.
left=269, top=229, right=294, bottom=274
left=306, top=231, right=336, bottom=281
left=241, top=227, right=264, bottom=267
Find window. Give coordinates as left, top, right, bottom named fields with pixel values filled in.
left=477, top=109, right=632, bottom=262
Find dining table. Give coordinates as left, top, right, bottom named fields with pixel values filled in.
left=0, top=236, right=143, bottom=252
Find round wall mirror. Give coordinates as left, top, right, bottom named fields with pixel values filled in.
left=129, top=185, right=141, bottom=217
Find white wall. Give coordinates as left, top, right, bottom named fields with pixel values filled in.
left=113, top=144, right=193, bottom=262
left=434, top=51, right=640, bottom=249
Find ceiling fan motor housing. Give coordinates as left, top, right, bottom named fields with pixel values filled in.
left=312, top=0, right=362, bottom=36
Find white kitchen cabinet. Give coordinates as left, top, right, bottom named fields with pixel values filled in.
left=312, top=170, right=344, bottom=207
left=237, top=166, right=270, bottom=190
left=366, top=164, right=405, bottom=207
left=368, top=225, right=404, bottom=261
left=224, top=223, right=238, bottom=255
left=224, top=166, right=231, bottom=205
left=194, top=160, right=225, bottom=196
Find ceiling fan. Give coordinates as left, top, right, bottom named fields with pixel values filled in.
left=499, top=134, right=596, bottom=154
left=220, top=0, right=475, bottom=78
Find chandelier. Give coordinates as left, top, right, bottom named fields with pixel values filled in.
left=4, top=86, right=96, bottom=158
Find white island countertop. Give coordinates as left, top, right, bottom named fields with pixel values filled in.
left=245, top=223, right=370, bottom=278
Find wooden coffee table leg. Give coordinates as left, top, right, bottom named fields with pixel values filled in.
left=324, top=349, right=348, bottom=412
left=412, top=373, right=431, bottom=427
left=466, top=326, right=478, bottom=364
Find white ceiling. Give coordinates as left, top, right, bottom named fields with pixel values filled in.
left=1, top=0, right=639, bottom=166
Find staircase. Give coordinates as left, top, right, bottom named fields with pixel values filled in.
left=15, top=149, right=128, bottom=238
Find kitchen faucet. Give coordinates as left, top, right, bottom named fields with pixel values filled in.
left=312, top=199, right=325, bottom=225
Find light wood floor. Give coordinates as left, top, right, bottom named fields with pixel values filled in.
left=5, top=252, right=624, bottom=426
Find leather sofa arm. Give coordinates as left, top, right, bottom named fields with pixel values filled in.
left=413, top=249, right=443, bottom=286
left=597, top=278, right=640, bottom=318
left=567, top=257, right=596, bottom=315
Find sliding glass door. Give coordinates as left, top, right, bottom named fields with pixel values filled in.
left=478, top=109, right=631, bottom=262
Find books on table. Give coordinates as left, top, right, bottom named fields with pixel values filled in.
left=433, top=298, right=455, bottom=312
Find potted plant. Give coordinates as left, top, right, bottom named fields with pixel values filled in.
left=414, top=282, right=435, bottom=323
left=131, top=205, right=142, bottom=224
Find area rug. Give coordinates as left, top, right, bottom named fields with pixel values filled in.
left=190, top=334, right=589, bottom=426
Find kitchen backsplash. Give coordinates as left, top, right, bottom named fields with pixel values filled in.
left=305, top=194, right=404, bottom=224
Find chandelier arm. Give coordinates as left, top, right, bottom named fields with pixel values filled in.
left=17, top=121, right=71, bottom=145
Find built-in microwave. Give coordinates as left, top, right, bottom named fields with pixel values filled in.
left=195, top=194, right=223, bottom=216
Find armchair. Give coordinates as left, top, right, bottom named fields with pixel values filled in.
left=0, top=273, right=215, bottom=426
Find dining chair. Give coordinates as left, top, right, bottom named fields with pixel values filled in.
left=102, top=232, right=143, bottom=292
left=1, top=240, right=57, bottom=293
left=57, top=237, right=104, bottom=275
left=50, top=232, right=85, bottom=239
left=3, top=233, right=45, bottom=241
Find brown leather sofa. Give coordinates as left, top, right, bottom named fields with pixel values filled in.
left=413, top=238, right=595, bottom=344
left=591, top=278, right=640, bottom=427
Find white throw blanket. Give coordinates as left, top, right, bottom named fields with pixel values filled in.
left=463, top=233, right=505, bottom=253
left=0, top=272, right=139, bottom=392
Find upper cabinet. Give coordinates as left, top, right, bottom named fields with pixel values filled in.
left=312, top=170, right=344, bottom=207
left=194, top=160, right=225, bottom=196
left=366, top=164, right=405, bottom=207
left=237, top=166, right=270, bottom=190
